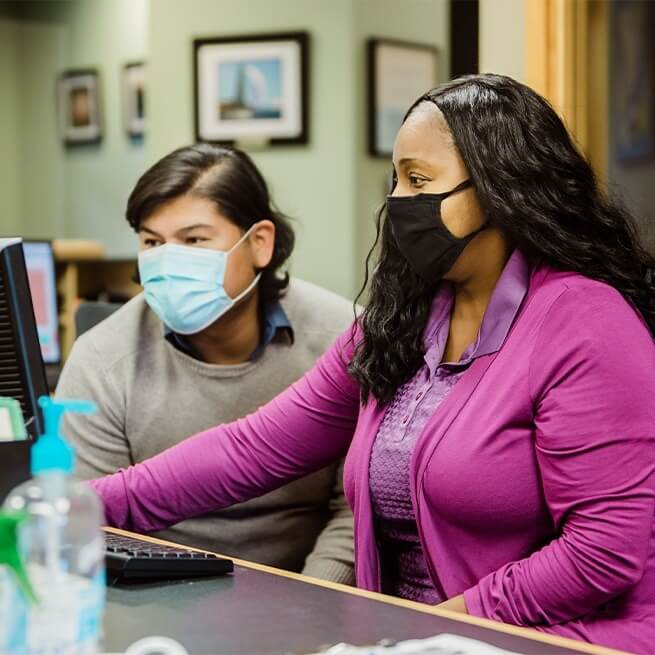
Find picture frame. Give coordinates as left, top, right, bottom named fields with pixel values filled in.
left=612, top=0, right=654, bottom=164
left=57, top=69, right=102, bottom=145
left=367, top=39, right=439, bottom=158
left=123, top=62, right=146, bottom=139
left=193, top=32, right=309, bottom=146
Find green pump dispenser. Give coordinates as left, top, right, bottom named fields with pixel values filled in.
left=0, top=511, right=37, bottom=604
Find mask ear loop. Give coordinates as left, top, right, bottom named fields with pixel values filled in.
left=225, top=222, right=263, bottom=304
left=445, top=180, right=489, bottom=237
left=229, top=270, right=263, bottom=305
left=436, top=179, right=473, bottom=200
left=227, top=223, right=259, bottom=255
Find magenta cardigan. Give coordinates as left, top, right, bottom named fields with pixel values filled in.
left=92, top=263, right=655, bottom=654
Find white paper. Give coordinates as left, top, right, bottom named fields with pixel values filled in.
left=321, top=633, right=527, bottom=655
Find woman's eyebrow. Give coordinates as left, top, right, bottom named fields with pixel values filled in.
left=398, top=157, right=423, bottom=166
left=396, top=157, right=434, bottom=171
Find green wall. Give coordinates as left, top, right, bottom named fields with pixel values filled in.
left=0, top=0, right=147, bottom=251
left=352, top=0, right=449, bottom=294
left=0, top=18, right=22, bottom=236
left=64, top=0, right=149, bottom=257
left=0, top=0, right=450, bottom=299
left=148, top=0, right=358, bottom=298
left=0, top=15, right=67, bottom=239
left=148, top=0, right=448, bottom=298
left=16, top=18, right=68, bottom=239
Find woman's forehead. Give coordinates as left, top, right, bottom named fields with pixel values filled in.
left=393, top=103, right=456, bottom=167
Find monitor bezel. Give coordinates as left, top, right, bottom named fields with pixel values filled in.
left=0, top=238, right=49, bottom=438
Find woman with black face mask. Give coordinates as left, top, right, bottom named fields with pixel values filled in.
left=89, top=74, right=655, bottom=655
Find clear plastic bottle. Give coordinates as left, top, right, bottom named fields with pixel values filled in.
left=3, top=397, right=105, bottom=655
left=0, top=511, right=37, bottom=655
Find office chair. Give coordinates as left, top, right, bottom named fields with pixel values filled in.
left=74, top=301, right=122, bottom=338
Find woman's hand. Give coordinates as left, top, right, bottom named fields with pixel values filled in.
left=437, top=594, right=469, bottom=614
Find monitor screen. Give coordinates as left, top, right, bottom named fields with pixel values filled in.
left=22, top=241, right=60, bottom=365
left=0, top=238, right=49, bottom=501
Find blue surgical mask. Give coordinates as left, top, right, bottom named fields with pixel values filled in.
left=137, top=226, right=261, bottom=335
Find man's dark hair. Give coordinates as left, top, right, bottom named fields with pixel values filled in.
left=127, top=143, right=295, bottom=307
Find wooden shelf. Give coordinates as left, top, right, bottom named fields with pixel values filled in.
left=53, top=239, right=141, bottom=360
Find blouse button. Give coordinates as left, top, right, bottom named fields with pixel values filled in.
left=402, top=416, right=409, bottom=425
left=415, top=391, right=423, bottom=400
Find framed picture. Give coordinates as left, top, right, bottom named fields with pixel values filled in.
left=194, top=32, right=309, bottom=146
left=612, top=0, right=654, bottom=163
left=57, top=69, right=102, bottom=145
left=123, top=62, right=146, bottom=139
left=368, top=39, right=439, bottom=158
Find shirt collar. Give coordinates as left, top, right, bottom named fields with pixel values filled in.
left=165, top=301, right=294, bottom=362
left=250, top=301, right=294, bottom=361
left=425, top=249, right=530, bottom=369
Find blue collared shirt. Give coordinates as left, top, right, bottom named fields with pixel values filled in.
left=166, top=301, right=294, bottom=362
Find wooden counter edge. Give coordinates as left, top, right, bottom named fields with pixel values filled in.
left=104, top=527, right=633, bottom=655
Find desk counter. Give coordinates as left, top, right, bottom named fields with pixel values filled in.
left=104, top=529, right=631, bottom=655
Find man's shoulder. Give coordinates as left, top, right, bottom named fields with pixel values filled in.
left=70, top=294, right=161, bottom=365
left=281, top=278, right=355, bottom=336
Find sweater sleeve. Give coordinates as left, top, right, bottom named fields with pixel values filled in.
left=464, top=285, right=655, bottom=626
left=302, top=458, right=355, bottom=584
left=55, top=336, right=131, bottom=479
left=90, top=326, right=361, bottom=534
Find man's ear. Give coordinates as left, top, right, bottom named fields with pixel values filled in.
left=249, top=220, right=276, bottom=269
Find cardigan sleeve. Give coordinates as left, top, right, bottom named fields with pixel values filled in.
left=90, top=326, right=361, bottom=533
left=464, top=284, right=655, bottom=626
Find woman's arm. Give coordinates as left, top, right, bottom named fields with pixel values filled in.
left=91, top=326, right=362, bottom=533
left=464, top=285, right=655, bottom=626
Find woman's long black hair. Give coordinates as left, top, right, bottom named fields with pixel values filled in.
left=349, top=73, right=655, bottom=406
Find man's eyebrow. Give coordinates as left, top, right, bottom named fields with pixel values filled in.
left=175, top=223, right=215, bottom=234
left=139, top=226, right=163, bottom=238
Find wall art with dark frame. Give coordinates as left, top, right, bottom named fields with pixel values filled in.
left=367, top=39, right=439, bottom=158
left=611, top=0, right=654, bottom=164
left=193, top=32, right=309, bottom=147
left=123, top=61, right=146, bottom=139
left=57, top=69, right=102, bottom=146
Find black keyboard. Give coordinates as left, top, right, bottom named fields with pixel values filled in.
left=104, top=531, right=234, bottom=582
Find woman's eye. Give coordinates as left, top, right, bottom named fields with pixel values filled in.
left=143, top=239, right=160, bottom=248
left=186, top=237, right=206, bottom=245
left=408, top=174, right=427, bottom=187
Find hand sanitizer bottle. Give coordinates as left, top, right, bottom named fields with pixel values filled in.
left=0, top=510, right=37, bottom=655
left=3, top=397, right=105, bottom=655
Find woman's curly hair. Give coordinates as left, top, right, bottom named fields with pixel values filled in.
left=350, top=74, right=655, bottom=406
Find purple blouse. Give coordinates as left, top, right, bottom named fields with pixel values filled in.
left=369, top=249, right=530, bottom=603
left=90, top=254, right=655, bottom=654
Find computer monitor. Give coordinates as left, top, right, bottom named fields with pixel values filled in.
left=22, top=240, right=60, bottom=365
left=0, top=238, right=49, bottom=501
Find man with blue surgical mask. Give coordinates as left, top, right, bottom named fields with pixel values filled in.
left=55, top=144, right=356, bottom=584
left=138, top=223, right=262, bottom=338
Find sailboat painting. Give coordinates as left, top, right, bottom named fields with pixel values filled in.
left=219, top=59, right=282, bottom=121
left=194, top=33, right=309, bottom=146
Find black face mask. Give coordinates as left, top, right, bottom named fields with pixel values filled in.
left=386, top=179, right=487, bottom=283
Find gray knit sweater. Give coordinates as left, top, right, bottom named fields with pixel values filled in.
left=55, top=278, right=356, bottom=584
